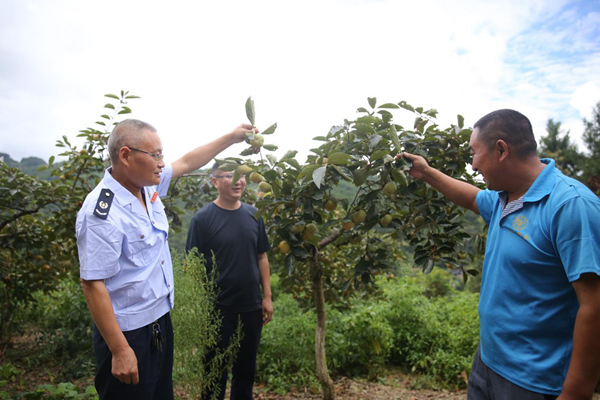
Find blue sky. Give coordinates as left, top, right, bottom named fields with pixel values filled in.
left=1, top=0, right=599, bottom=163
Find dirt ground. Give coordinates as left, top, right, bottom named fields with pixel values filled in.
left=249, top=377, right=466, bottom=400
left=174, top=372, right=467, bottom=400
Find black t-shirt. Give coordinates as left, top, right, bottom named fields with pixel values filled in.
left=185, top=202, right=270, bottom=312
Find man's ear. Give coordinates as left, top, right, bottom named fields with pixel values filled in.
left=496, top=140, right=509, bottom=160
left=119, top=147, right=132, bottom=166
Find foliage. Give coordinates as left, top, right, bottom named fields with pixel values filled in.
left=171, top=251, right=242, bottom=400
left=198, top=97, right=484, bottom=399
left=255, top=294, right=319, bottom=393
left=538, top=119, right=583, bottom=178
left=256, top=272, right=479, bottom=392
left=582, top=101, right=600, bottom=194
left=5, top=383, right=97, bottom=400
left=0, top=91, right=138, bottom=343
left=28, top=279, right=95, bottom=379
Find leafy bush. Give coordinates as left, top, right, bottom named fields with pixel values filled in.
left=327, top=301, right=394, bottom=379
left=256, top=293, right=318, bottom=393
left=379, top=273, right=479, bottom=388
left=256, top=271, right=479, bottom=392
left=171, top=251, right=242, bottom=400
left=28, top=278, right=95, bottom=379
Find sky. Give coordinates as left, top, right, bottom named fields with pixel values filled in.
left=1, top=0, right=600, bottom=165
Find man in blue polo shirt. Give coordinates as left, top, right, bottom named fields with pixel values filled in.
left=76, top=119, right=254, bottom=399
left=403, top=109, right=600, bottom=400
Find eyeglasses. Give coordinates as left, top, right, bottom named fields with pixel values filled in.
left=128, top=146, right=164, bottom=161
left=214, top=174, right=246, bottom=180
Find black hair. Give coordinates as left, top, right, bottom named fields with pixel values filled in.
left=473, top=109, right=537, bottom=157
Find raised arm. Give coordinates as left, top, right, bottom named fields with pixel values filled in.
left=402, top=152, right=481, bottom=214
left=171, top=124, right=255, bottom=179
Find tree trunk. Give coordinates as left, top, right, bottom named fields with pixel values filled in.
left=310, top=247, right=335, bottom=400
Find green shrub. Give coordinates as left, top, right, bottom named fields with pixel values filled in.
left=379, top=274, right=479, bottom=388
left=327, top=301, right=394, bottom=378
left=28, top=278, right=95, bottom=379
left=256, top=293, right=318, bottom=393
left=171, top=251, right=242, bottom=400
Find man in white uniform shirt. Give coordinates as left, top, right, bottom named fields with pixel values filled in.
left=76, top=119, right=253, bottom=399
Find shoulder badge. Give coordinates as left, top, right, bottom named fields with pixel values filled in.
left=93, top=189, right=114, bottom=220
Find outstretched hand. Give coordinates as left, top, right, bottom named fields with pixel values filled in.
left=401, top=152, right=430, bottom=181
left=230, top=124, right=258, bottom=144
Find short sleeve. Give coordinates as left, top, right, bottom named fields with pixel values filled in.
left=476, top=189, right=498, bottom=225
left=185, top=213, right=204, bottom=256
left=77, top=217, right=123, bottom=280
left=551, top=197, right=600, bottom=282
left=256, top=216, right=271, bottom=254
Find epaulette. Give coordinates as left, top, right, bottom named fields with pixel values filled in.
left=93, top=189, right=114, bottom=219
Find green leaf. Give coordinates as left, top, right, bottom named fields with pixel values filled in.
left=232, top=170, right=241, bottom=185
left=357, top=115, right=381, bottom=125
left=425, top=108, right=438, bottom=117
left=48, top=156, right=55, bottom=165
left=327, top=152, right=352, bottom=165
left=261, top=123, right=277, bottom=135
left=104, top=103, right=115, bottom=109
left=312, top=166, right=327, bottom=189
left=245, top=97, right=255, bottom=125
left=101, top=114, right=110, bottom=120
left=281, top=150, right=298, bottom=160
left=125, top=95, right=141, bottom=99
left=378, top=103, right=399, bottom=109
left=104, top=94, right=119, bottom=99
left=352, top=167, right=370, bottom=186
left=457, top=114, right=464, bottom=128
left=266, top=154, right=278, bottom=166
left=312, top=136, right=328, bottom=141
left=398, top=101, right=414, bottom=112
left=297, top=164, right=321, bottom=181
left=388, top=125, right=402, bottom=153
left=368, top=97, right=377, bottom=108
left=284, top=159, right=300, bottom=170
left=422, top=260, right=434, bottom=274
left=240, top=148, right=254, bottom=156
left=330, top=165, right=353, bottom=181
left=262, top=144, right=278, bottom=151
left=356, top=107, right=369, bottom=113
left=370, top=150, right=389, bottom=162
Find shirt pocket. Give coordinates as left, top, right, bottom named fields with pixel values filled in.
left=125, top=228, right=152, bottom=266
left=151, top=200, right=169, bottom=234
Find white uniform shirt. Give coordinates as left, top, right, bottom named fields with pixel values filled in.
left=76, top=165, right=174, bottom=331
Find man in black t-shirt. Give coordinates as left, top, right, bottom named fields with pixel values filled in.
left=186, top=163, right=273, bottom=400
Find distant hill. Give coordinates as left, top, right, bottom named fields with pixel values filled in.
left=0, top=152, right=52, bottom=180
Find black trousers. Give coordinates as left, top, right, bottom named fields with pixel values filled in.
left=203, top=308, right=263, bottom=400
left=93, top=312, right=174, bottom=400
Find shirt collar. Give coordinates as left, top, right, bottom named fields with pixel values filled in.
left=522, top=158, right=555, bottom=203
left=497, top=158, right=556, bottom=205
left=102, top=167, right=139, bottom=207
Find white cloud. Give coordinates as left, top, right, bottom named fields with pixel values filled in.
left=1, top=0, right=599, bottom=165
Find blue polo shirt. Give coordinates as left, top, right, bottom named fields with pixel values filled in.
left=76, top=165, right=174, bottom=331
left=476, top=159, right=600, bottom=395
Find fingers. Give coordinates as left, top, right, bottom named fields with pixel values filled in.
left=262, top=305, right=273, bottom=325
left=113, top=368, right=139, bottom=385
